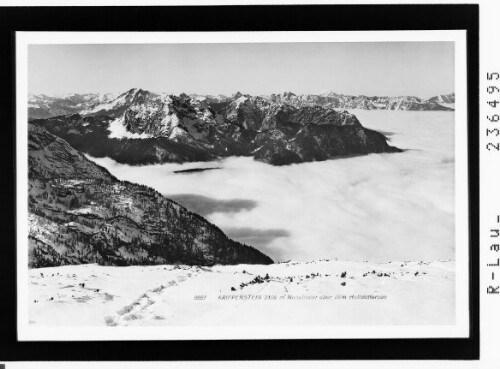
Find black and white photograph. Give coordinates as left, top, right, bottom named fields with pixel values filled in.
left=16, top=30, right=470, bottom=340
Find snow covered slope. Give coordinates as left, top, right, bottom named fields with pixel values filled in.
left=29, top=259, right=455, bottom=326
left=28, top=124, right=273, bottom=267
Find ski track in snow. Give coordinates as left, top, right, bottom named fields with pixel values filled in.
left=29, top=260, right=455, bottom=326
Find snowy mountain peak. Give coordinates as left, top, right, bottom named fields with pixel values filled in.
left=428, top=93, right=455, bottom=104
left=120, top=87, right=139, bottom=96
left=232, top=91, right=246, bottom=100
left=319, top=91, right=340, bottom=98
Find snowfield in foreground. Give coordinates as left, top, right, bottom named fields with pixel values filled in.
left=29, top=260, right=455, bottom=327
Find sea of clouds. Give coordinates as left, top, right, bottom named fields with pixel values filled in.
left=89, top=110, right=455, bottom=263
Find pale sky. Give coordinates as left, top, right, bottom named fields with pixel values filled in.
left=28, top=42, right=454, bottom=98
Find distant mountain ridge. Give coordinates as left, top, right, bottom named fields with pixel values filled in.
left=30, top=88, right=402, bottom=166
left=28, top=124, right=273, bottom=268
left=269, top=91, right=454, bottom=111
left=28, top=93, right=117, bottom=120
left=28, top=89, right=455, bottom=119
left=426, top=93, right=455, bottom=104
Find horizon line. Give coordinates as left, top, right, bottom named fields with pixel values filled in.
left=28, top=88, right=455, bottom=100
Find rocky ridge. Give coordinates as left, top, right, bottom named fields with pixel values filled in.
left=31, top=89, right=402, bottom=166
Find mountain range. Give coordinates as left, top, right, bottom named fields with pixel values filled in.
left=28, top=90, right=454, bottom=120
left=30, top=88, right=403, bottom=166
left=28, top=123, right=273, bottom=267
left=29, top=93, right=116, bottom=120
left=26, top=87, right=435, bottom=268
left=268, top=91, right=455, bottom=111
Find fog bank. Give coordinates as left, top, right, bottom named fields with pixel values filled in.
left=89, top=110, right=455, bottom=262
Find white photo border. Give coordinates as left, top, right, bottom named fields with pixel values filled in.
left=16, top=30, right=469, bottom=341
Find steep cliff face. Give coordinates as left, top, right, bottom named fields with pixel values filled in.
left=31, top=90, right=401, bottom=166
left=252, top=122, right=400, bottom=165
left=28, top=124, right=274, bottom=268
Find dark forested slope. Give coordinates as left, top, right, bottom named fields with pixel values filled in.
left=28, top=124, right=273, bottom=268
